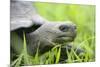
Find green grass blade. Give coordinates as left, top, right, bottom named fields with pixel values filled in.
left=55, top=46, right=61, bottom=64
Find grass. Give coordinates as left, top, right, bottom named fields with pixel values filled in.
left=11, top=3, right=95, bottom=66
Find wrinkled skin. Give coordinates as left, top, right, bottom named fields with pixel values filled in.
left=11, top=21, right=77, bottom=55
left=26, top=21, right=77, bottom=55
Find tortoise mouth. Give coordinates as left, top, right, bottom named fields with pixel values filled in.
left=57, top=35, right=75, bottom=38
left=53, top=35, right=76, bottom=44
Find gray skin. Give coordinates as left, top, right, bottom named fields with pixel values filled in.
left=10, top=0, right=77, bottom=56
left=26, top=21, right=76, bottom=55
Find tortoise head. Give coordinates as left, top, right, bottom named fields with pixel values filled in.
left=26, top=21, right=77, bottom=55
left=27, top=21, right=77, bottom=47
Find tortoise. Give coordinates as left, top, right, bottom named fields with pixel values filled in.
left=11, top=0, right=83, bottom=63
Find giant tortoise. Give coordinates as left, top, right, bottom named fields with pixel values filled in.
left=10, top=0, right=83, bottom=63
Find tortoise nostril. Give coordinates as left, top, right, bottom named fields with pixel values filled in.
left=59, top=25, right=69, bottom=32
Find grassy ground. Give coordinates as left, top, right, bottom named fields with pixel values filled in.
left=11, top=3, right=95, bottom=66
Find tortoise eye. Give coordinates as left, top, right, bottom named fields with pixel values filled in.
left=59, top=25, right=69, bottom=32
